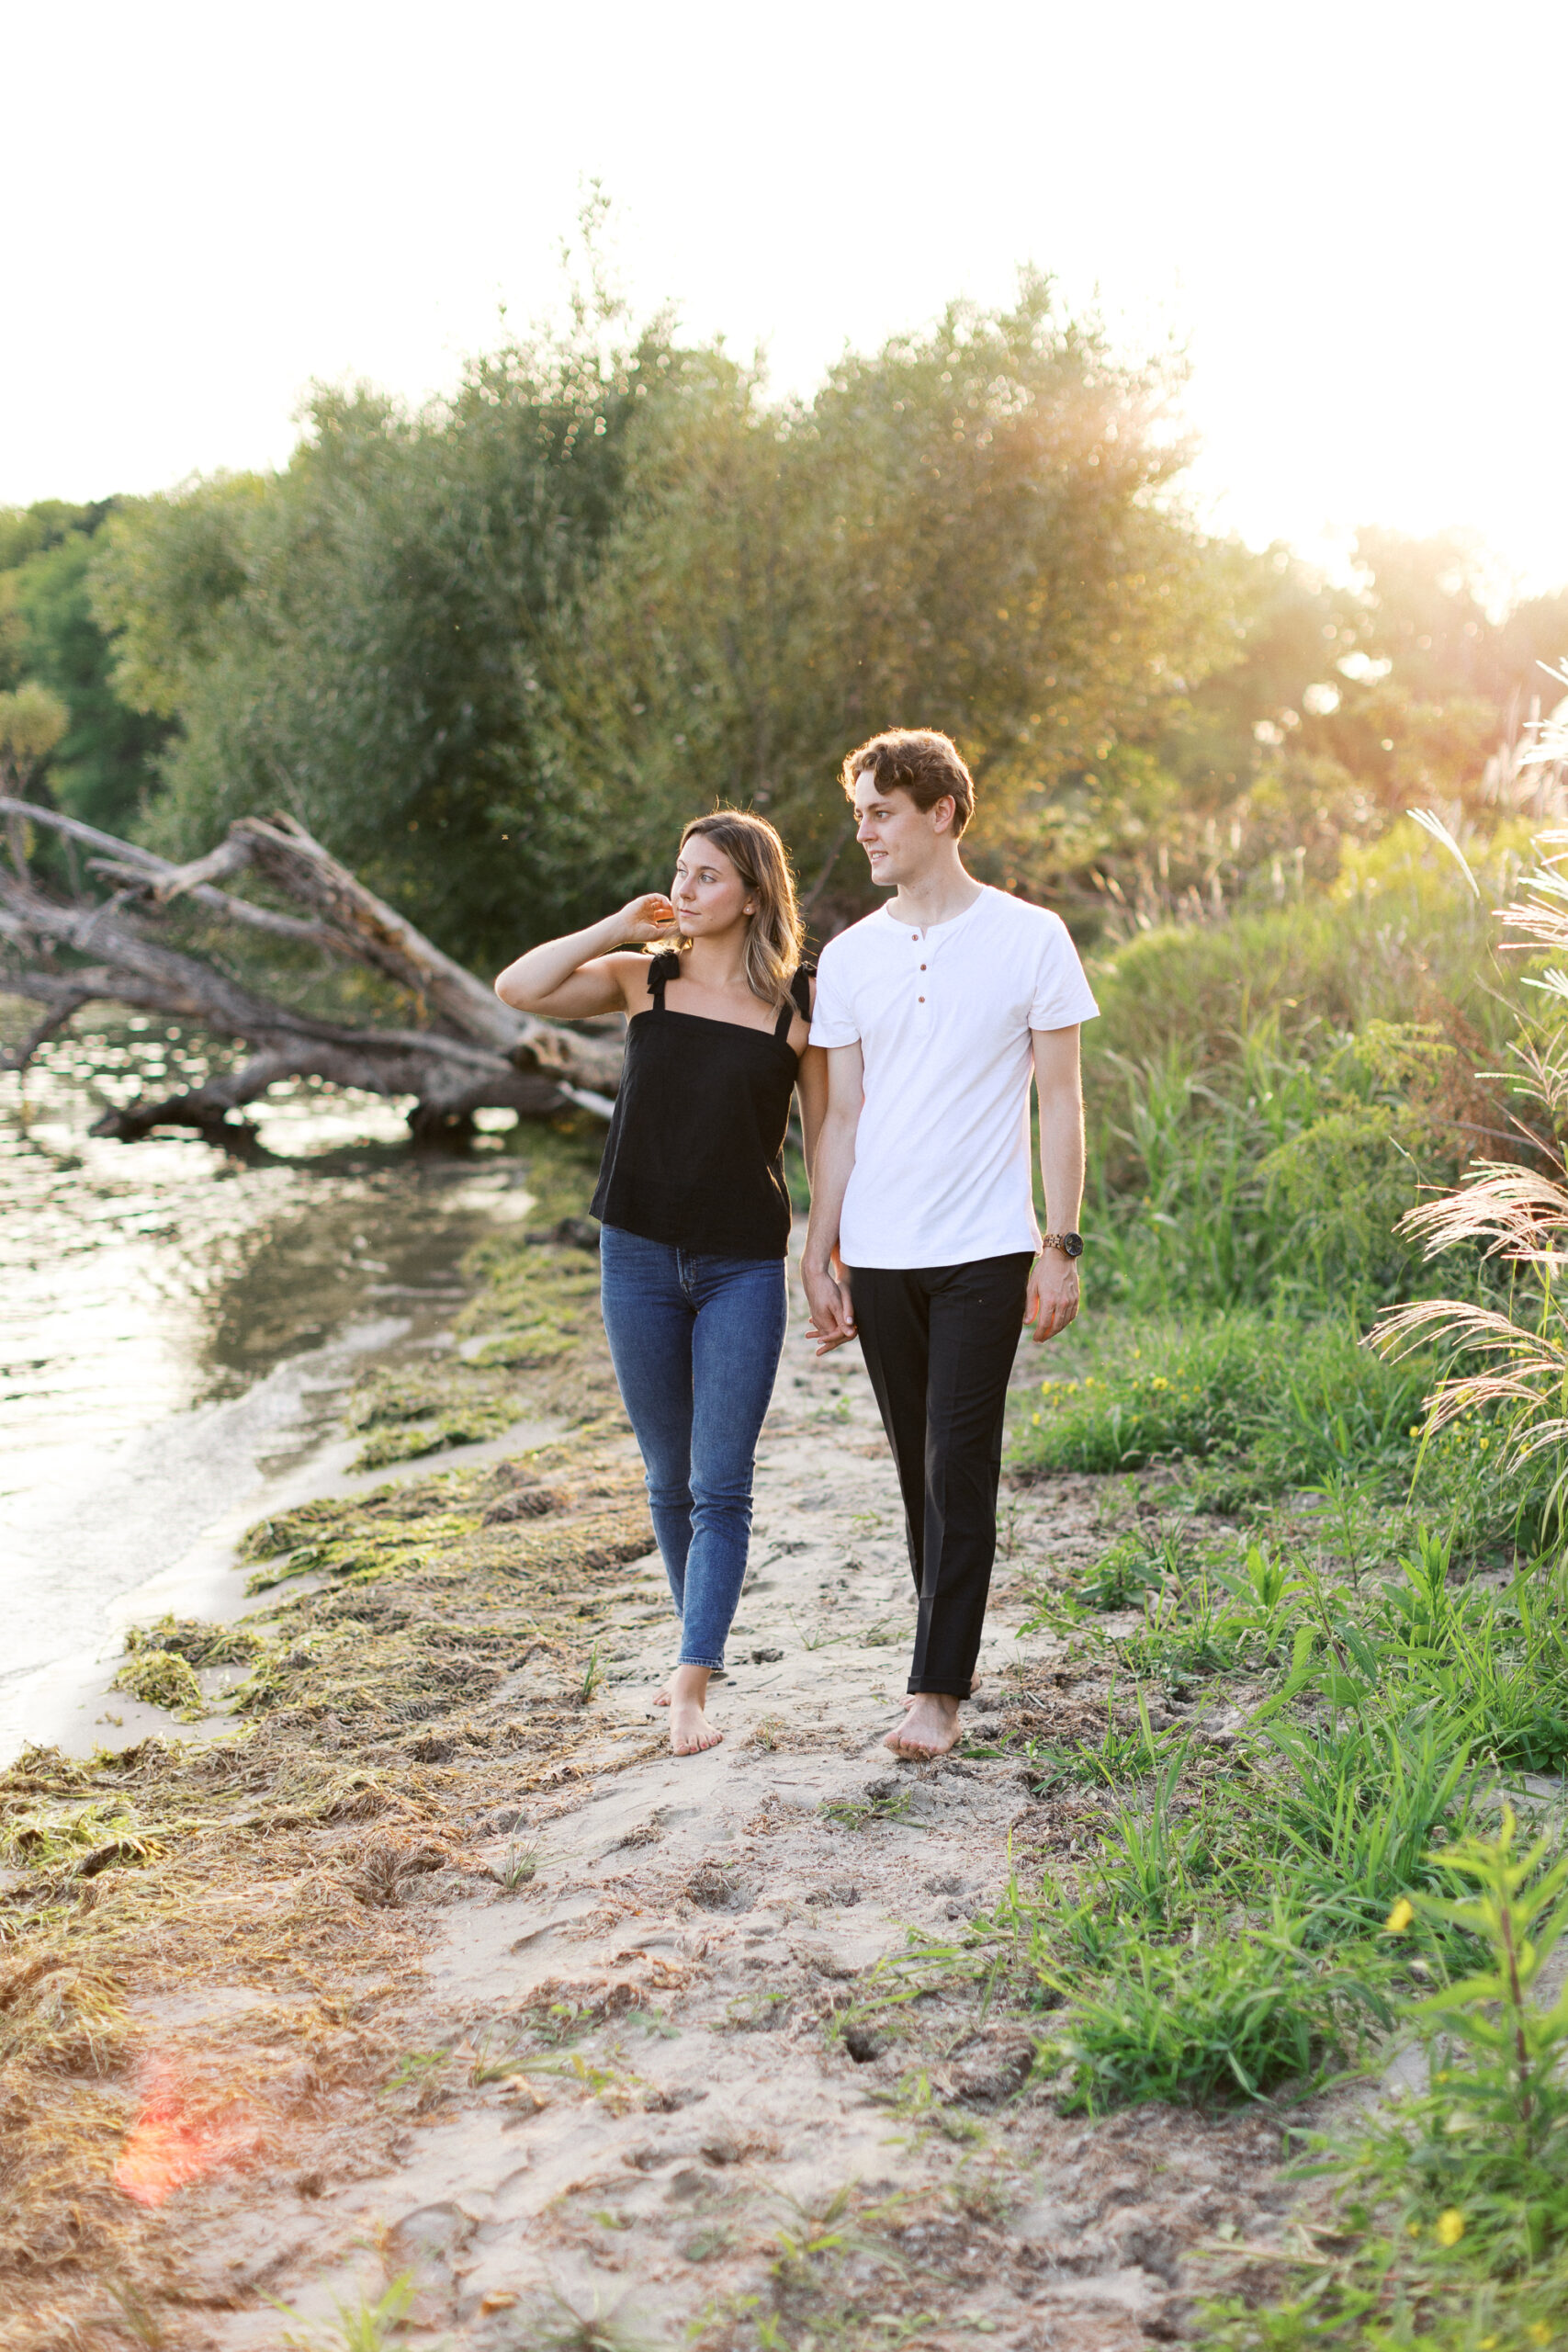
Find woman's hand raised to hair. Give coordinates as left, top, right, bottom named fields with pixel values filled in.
left=615, top=892, right=680, bottom=944
left=494, top=895, right=677, bottom=1016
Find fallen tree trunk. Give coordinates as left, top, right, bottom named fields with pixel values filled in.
left=0, top=799, right=622, bottom=1140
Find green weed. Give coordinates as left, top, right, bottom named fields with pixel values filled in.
left=822, top=1785, right=922, bottom=1832
left=1017, top=1312, right=1430, bottom=1502
left=871, top=2066, right=987, bottom=2144
left=272, top=2272, right=414, bottom=2352
left=1024, top=1687, right=1184, bottom=1791
left=1038, top=1917, right=1389, bottom=2114
left=1353, top=1814, right=1568, bottom=2270
left=496, top=1838, right=539, bottom=1889
left=532, top=2285, right=662, bottom=2352
left=1085, top=1737, right=1240, bottom=1926
left=1254, top=1715, right=1483, bottom=1952
left=378, top=2049, right=448, bottom=2099
left=765, top=2181, right=908, bottom=2297
left=0, top=1797, right=152, bottom=1873
left=124, top=1613, right=262, bottom=1666
left=1081, top=1523, right=1181, bottom=1610
left=110, top=1647, right=206, bottom=1717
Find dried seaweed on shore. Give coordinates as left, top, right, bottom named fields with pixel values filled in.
left=0, top=1191, right=661, bottom=2349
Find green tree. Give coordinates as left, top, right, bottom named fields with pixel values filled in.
left=0, top=679, right=70, bottom=795
left=92, top=336, right=661, bottom=960
left=530, top=273, right=1235, bottom=928
left=1091, top=531, right=1568, bottom=925
left=85, top=269, right=1566, bottom=967
left=93, top=277, right=1234, bottom=962
left=0, top=499, right=170, bottom=834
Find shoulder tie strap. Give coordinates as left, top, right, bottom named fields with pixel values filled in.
left=776, top=963, right=815, bottom=1037
left=647, top=952, right=678, bottom=1008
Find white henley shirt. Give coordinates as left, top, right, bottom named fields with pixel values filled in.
left=808, top=885, right=1099, bottom=1270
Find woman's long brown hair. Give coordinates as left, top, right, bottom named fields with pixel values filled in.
left=672, top=809, right=804, bottom=1008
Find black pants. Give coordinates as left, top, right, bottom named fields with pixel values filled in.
left=851, top=1252, right=1032, bottom=1698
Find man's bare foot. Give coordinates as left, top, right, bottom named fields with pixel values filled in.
left=902, top=1678, right=978, bottom=1710
left=886, top=1693, right=963, bottom=1758
left=668, top=1665, right=722, bottom=1756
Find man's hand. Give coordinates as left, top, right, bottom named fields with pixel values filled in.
left=1025, top=1248, right=1079, bottom=1343
left=804, top=1258, right=856, bottom=1356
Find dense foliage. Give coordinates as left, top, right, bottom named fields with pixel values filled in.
left=5, top=260, right=1562, bottom=969
left=0, top=501, right=170, bottom=834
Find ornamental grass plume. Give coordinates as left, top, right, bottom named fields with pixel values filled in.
left=1371, top=825, right=1568, bottom=1503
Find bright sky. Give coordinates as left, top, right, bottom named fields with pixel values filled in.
left=8, top=0, right=1566, bottom=596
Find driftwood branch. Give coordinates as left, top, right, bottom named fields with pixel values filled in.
left=0, top=799, right=623, bottom=1141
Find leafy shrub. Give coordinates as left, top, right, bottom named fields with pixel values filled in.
left=1016, top=1312, right=1430, bottom=1496
left=1257, top=1102, right=1426, bottom=1298
left=1088, top=892, right=1506, bottom=1088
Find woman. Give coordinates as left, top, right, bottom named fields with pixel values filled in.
left=494, top=811, right=824, bottom=1757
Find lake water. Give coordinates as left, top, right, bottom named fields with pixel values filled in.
left=0, top=1019, right=536, bottom=1762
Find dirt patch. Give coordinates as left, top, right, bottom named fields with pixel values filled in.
left=0, top=1226, right=1326, bottom=2350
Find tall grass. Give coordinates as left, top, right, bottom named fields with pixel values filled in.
left=1079, top=856, right=1533, bottom=1318
left=1082, top=1017, right=1496, bottom=1315
left=1088, top=851, right=1517, bottom=1080
left=987, top=839, right=1568, bottom=2337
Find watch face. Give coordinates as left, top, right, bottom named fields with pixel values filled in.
left=1063, top=1232, right=1085, bottom=1259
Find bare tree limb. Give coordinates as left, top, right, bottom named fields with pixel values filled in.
left=0, top=798, right=354, bottom=952
left=227, top=813, right=523, bottom=1051
left=0, top=989, right=102, bottom=1075
left=0, top=802, right=624, bottom=1139
left=0, top=797, right=619, bottom=1084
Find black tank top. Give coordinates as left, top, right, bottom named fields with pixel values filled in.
left=590, top=953, right=813, bottom=1260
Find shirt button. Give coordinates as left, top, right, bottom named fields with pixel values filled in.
left=919, top=964, right=926, bottom=970
left=919, top=995, right=925, bottom=1002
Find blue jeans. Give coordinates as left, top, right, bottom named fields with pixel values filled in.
left=599, top=1225, right=788, bottom=1671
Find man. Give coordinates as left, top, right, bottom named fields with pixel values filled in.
left=803, top=729, right=1097, bottom=1759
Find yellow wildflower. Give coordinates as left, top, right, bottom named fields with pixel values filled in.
left=1385, top=1896, right=1415, bottom=1934
left=1529, top=2328, right=1551, bottom=2346
left=1434, top=2210, right=1464, bottom=2247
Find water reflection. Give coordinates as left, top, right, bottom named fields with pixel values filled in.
left=0, top=1016, right=542, bottom=1748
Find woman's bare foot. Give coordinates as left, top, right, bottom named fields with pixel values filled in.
left=886, top=1693, right=963, bottom=1758
left=667, top=1665, right=722, bottom=1756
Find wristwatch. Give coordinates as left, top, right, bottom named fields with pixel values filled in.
left=1042, top=1231, right=1085, bottom=1259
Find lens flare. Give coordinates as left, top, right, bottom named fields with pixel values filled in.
left=114, top=2058, right=262, bottom=2207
